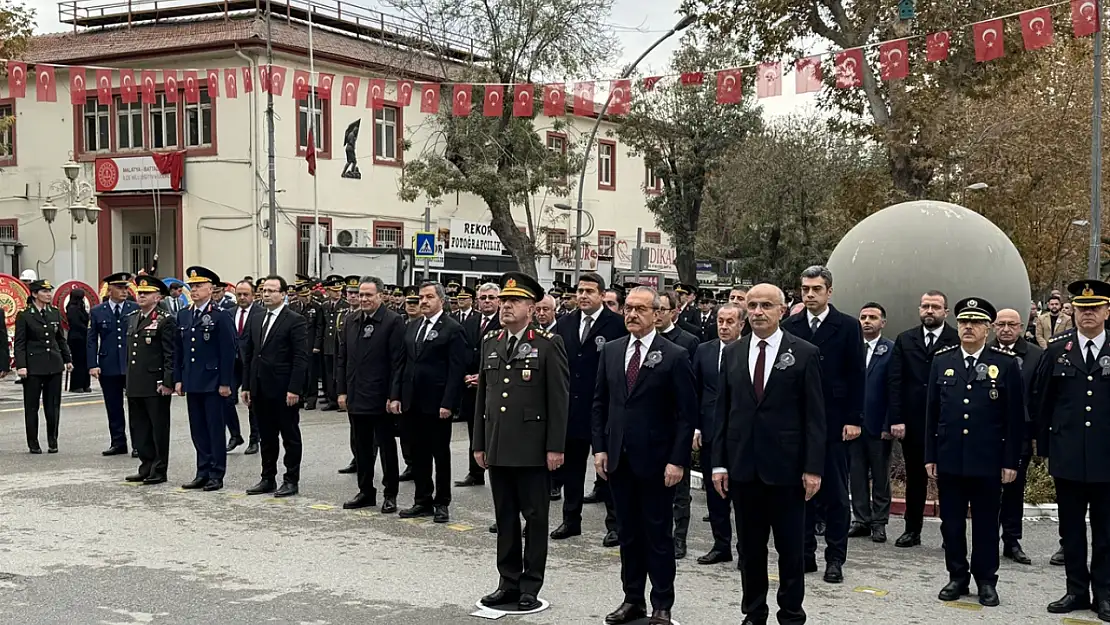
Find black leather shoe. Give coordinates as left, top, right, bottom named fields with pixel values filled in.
left=399, top=504, right=434, bottom=518
left=648, top=609, right=672, bottom=625
left=518, top=594, right=541, bottom=611
left=274, top=482, right=298, bottom=498
left=47, top=446, right=58, bottom=454
left=1047, top=593, right=1090, bottom=613
left=398, top=468, right=414, bottom=482
left=343, top=492, right=376, bottom=509
left=895, top=531, right=922, bottom=548
left=804, top=556, right=818, bottom=573
left=202, top=479, right=223, bottom=491
left=823, top=562, right=843, bottom=583
left=602, top=530, right=619, bottom=548
left=125, top=473, right=147, bottom=483
left=337, top=461, right=357, bottom=474
left=698, top=549, right=732, bottom=564
left=551, top=523, right=582, bottom=540
left=674, top=539, right=687, bottom=560
left=938, top=579, right=970, bottom=601
left=815, top=521, right=826, bottom=536
left=583, top=487, right=602, bottom=504
left=226, top=436, right=244, bottom=452
left=244, top=441, right=259, bottom=455
left=304, top=401, right=317, bottom=410
left=741, top=618, right=767, bottom=625
left=381, top=498, right=397, bottom=514
left=848, top=523, right=870, bottom=538
left=29, top=447, right=42, bottom=454
left=131, top=449, right=139, bottom=458
left=454, top=474, right=484, bottom=487
left=102, top=445, right=128, bottom=456
left=702, top=514, right=710, bottom=522
left=1096, top=598, right=1110, bottom=621
left=549, top=487, right=561, bottom=501
left=489, top=523, right=498, bottom=534
left=320, top=403, right=337, bottom=412
left=1003, top=543, right=1032, bottom=565
left=978, top=584, right=999, bottom=607
left=433, top=505, right=449, bottom=523
left=181, top=477, right=207, bottom=489
left=604, top=602, right=646, bottom=624
left=871, top=526, right=887, bottom=543
left=246, top=479, right=277, bottom=495
left=480, top=588, right=520, bottom=607
left=142, top=475, right=167, bottom=485
left=1050, top=547, right=1066, bottom=566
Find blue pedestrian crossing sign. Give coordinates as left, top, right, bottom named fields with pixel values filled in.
left=414, top=231, right=437, bottom=259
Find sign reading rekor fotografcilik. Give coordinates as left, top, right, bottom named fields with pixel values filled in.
left=446, top=219, right=505, bottom=256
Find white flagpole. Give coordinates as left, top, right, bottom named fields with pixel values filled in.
left=309, top=0, right=321, bottom=278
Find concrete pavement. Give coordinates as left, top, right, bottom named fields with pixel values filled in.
left=0, top=383, right=1099, bottom=624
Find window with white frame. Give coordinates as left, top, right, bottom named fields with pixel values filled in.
left=115, top=96, right=143, bottom=150
left=129, top=233, right=154, bottom=275
left=297, top=95, right=325, bottom=150
left=83, top=97, right=110, bottom=152
left=0, top=103, right=13, bottom=159
left=374, top=106, right=398, bottom=161
left=185, top=88, right=212, bottom=147
left=149, top=94, right=178, bottom=149
left=598, top=142, right=614, bottom=187
left=598, top=232, right=615, bottom=257
left=375, top=224, right=402, bottom=248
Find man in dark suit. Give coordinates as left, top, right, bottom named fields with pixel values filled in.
left=552, top=272, right=627, bottom=546
left=241, top=275, right=311, bottom=498
left=474, top=272, right=569, bottom=612
left=124, top=276, right=176, bottom=485
left=657, top=291, right=699, bottom=358
left=397, top=282, right=469, bottom=523
left=593, top=286, right=696, bottom=625
left=781, top=266, right=864, bottom=584
left=88, top=271, right=139, bottom=456
left=712, top=283, right=826, bottom=625
left=457, top=282, right=502, bottom=488
left=693, top=303, right=743, bottom=566
left=226, top=279, right=262, bottom=455
left=848, top=302, right=895, bottom=543
left=887, top=290, right=959, bottom=548
left=337, top=276, right=406, bottom=513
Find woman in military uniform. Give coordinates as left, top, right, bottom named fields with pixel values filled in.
left=14, top=279, right=73, bottom=453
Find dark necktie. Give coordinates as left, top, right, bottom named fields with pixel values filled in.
left=507, top=335, right=518, bottom=358
left=1087, top=340, right=1097, bottom=370
left=261, top=311, right=273, bottom=343
left=810, top=317, right=820, bottom=335
left=480, top=316, right=491, bottom=335
left=581, top=314, right=593, bottom=345
left=626, top=340, right=642, bottom=392
left=926, top=332, right=935, bottom=351
left=965, top=355, right=975, bottom=377
left=416, top=318, right=429, bottom=353
left=754, top=340, right=768, bottom=401
left=237, top=310, right=246, bottom=335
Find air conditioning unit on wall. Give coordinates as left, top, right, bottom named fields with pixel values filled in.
left=336, top=228, right=371, bottom=247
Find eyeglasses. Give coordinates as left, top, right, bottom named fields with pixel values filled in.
left=478, top=295, right=499, bottom=301
left=626, top=305, right=659, bottom=315
left=994, top=322, right=1022, bottom=328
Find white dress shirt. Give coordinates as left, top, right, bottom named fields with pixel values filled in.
left=807, top=307, right=830, bottom=330
left=924, top=326, right=941, bottom=345
left=421, top=309, right=445, bottom=338
left=579, top=307, right=602, bottom=338
left=624, top=329, right=657, bottom=369
left=865, top=336, right=881, bottom=368
left=235, top=306, right=251, bottom=333
left=261, top=302, right=286, bottom=343
left=1080, top=331, right=1107, bottom=357
left=748, top=328, right=783, bottom=385
left=960, top=344, right=985, bottom=367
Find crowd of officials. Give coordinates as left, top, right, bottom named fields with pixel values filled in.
left=1, top=263, right=1108, bottom=625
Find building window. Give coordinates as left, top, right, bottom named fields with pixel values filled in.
left=83, top=97, right=110, bottom=153
left=373, top=105, right=401, bottom=164
left=546, top=132, right=566, bottom=155
left=129, top=233, right=154, bottom=275
left=374, top=221, right=403, bottom=248
left=598, top=140, right=616, bottom=190
left=0, top=218, right=16, bottom=240
left=149, top=94, right=179, bottom=149
left=597, top=230, right=615, bottom=257
left=297, top=95, right=328, bottom=153
left=184, top=88, right=212, bottom=148
left=645, top=231, right=662, bottom=244
left=546, top=228, right=568, bottom=250
left=114, top=96, right=143, bottom=150
left=645, top=164, right=662, bottom=194
left=0, top=101, right=14, bottom=164
left=297, top=216, right=333, bottom=276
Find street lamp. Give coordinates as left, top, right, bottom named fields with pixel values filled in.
left=40, top=161, right=97, bottom=280
left=568, top=13, right=698, bottom=284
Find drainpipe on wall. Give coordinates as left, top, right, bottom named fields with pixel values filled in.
left=234, top=44, right=261, bottom=278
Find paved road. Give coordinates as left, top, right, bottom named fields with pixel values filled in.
left=0, top=380, right=1099, bottom=624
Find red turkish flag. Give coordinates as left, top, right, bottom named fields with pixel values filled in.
left=36, top=65, right=56, bottom=102
left=973, top=19, right=1005, bottom=62
left=715, top=69, right=742, bottom=104
left=679, top=72, right=704, bottom=86
left=293, top=70, right=310, bottom=99
left=269, top=66, right=287, bottom=96
left=340, top=76, right=359, bottom=106
left=420, top=83, right=440, bottom=113
left=95, top=69, right=112, bottom=105
left=513, top=84, right=533, bottom=117
left=483, top=85, right=503, bottom=116
left=925, top=32, right=951, bottom=62
left=398, top=80, right=414, bottom=106
left=1020, top=8, right=1055, bottom=50
left=7, top=62, right=26, bottom=98
left=224, top=69, right=238, bottom=99
left=305, top=128, right=316, bottom=177
left=206, top=69, right=220, bottom=98
left=879, top=40, right=909, bottom=81
left=573, top=81, right=594, bottom=116
left=543, top=84, right=565, bottom=116
left=119, top=69, right=136, bottom=103
left=452, top=84, right=471, bottom=116
left=795, top=56, right=823, bottom=93
left=644, top=76, right=661, bottom=91
left=756, top=62, right=782, bottom=98
left=69, top=67, right=86, bottom=105
left=242, top=67, right=254, bottom=93
left=318, top=73, right=334, bottom=99
left=609, top=79, right=632, bottom=115
left=163, top=70, right=179, bottom=103
left=366, top=78, right=385, bottom=109
left=183, top=70, right=200, bottom=103
left=834, top=49, right=864, bottom=88
left=1073, top=0, right=1101, bottom=37
left=140, top=70, right=156, bottom=103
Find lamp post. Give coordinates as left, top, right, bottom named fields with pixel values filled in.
left=566, top=13, right=697, bottom=285
left=41, top=160, right=100, bottom=280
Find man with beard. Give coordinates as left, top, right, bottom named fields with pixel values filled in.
left=1037, top=294, right=1073, bottom=348
left=848, top=303, right=895, bottom=544
left=888, top=291, right=959, bottom=548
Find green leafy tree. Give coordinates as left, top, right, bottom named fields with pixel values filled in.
left=0, top=0, right=35, bottom=156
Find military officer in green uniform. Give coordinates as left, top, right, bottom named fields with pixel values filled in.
left=125, top=275, right=177, bottom=485
left=320, top=275, right=348, bottom=412
left=289, top=276, right=324, bottom=409
left=14, top=279, right=72, bottom=453
left=474, top=272, right=569, bottom=612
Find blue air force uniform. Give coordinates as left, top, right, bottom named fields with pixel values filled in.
left=926, top=297, right=1025, bottom=606
left=87, top=272, right=139, bottom=454
left=175, top=266, right=236, bottom=490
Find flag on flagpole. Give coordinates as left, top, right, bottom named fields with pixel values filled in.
left=306, top=128, right=316, bottom=176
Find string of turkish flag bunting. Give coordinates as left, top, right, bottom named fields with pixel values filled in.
left=2, top=0, right=1099, bottom=113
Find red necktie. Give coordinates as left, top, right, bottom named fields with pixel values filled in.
left=237, top=310, right=245, bottom=335
left=753, top=340, right=768, bottom=401
left=626, top=340, right=642, bottom=393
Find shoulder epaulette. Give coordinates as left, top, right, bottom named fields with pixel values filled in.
left=935, top=344, right=959, bottom=355
left=988, top=345, right=1015, bottom=356
left=1049, top=331, right=1075, bottom=343
left=483, top=329, right=500, bottom=341
left=126, top=309, right=139, bottom=317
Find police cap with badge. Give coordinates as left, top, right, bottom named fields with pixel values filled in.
left=185, top=266, right=221, bottom=285
left=954, top=297, right=997, bottom=323
left=1067, top=279, right=1110, bottom=307
left=345, top=275, right=361, bottom=293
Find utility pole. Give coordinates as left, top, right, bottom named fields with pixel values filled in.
left=423, top=206, right=431, bottom=280
left=1089, top=5, right=1104, bottom=279
left=265, top=0, right=278, bottom=274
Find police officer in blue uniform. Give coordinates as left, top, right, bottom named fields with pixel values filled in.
left=175, top=266, right=236, bottom=492
left=88, top=272, right=139, bottom=456
left=926, top=297, right=1024, bottom=607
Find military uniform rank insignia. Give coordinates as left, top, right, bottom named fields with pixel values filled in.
left=522, top=370, right=531, bottom=381
left=989, top=389, right=999, bottom=400
left=987, top=365, right=999, bottom=380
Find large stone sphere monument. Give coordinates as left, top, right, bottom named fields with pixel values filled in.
left=827, top=200, right=1031, bottom=335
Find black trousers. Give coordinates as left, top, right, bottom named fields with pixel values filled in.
left=673, top=470, right=691, bottom=543
left=67, top=338, right=90, bottom=391
left=322, top=354, right=337, bottom=403
left=402, top=412, right=452, bottom=506
left=489, top=466, right=550, bottom=596
left=303, top=353, right=320, bottom=405
left=609, top=462, right=676, bottom=611
left=805, top=439, right=849, bottom=565
left=352, top=413, right=398, bottom=498
left=900, top=428, right=929, bottom=534
left=734, top=479, right=806, bottom=625
left=128, top=395, right=171, bottom=478
left=256, top=395, right=302, bottom=484
left=701, top=439, right=732, bottom=554
left=849, top=435, right=893, bottom=527
left=559, top=438, right=619, bottom=533
left=226, top=361, right=259, bottom=443
left=1055, top=477, right=1110, bottom=600
left=24, top=373, right=62, bottom=449
left=999, top=453, right=1031, bottom=547
left=100, top=374, right=128, bottom=449
left=937, top=473, right=1002, bottom=585
left=464, top=408, right=486, bottom=480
